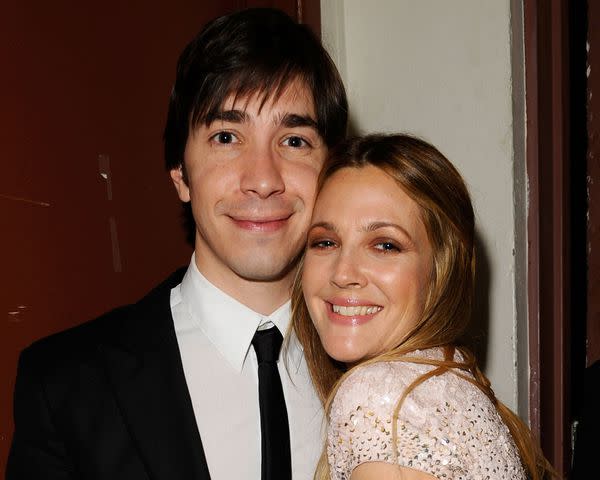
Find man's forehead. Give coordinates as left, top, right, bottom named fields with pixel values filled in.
left=219, top=81, right=316, bottom=119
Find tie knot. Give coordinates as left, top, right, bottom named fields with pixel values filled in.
left=252, top=327, right=283, bottom=364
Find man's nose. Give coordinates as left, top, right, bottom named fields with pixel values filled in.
left=240, top=143, right=285, bottom=198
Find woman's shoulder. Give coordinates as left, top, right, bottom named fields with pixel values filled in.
left=327, top=349, right=526, bottom=480
left=331, top=348, right=457, bottom=417
left=331, top=360, right=422, bottom=412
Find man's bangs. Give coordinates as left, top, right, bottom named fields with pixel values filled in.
left=190, top=66, right=310, bottom=128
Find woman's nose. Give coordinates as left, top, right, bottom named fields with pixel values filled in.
left=330, top=250, right=367, bottom=289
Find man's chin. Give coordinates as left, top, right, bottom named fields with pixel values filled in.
left=232, top=259, right=298, bottom=283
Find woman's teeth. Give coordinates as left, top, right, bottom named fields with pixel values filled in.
left=331, top=305, right=382, bottom=316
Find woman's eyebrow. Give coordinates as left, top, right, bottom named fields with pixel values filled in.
left=363, top=221, right=413, bottom=241
left=308, top=221, right=337, bottom=233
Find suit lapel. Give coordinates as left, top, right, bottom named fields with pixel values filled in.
left=100, top=269, right=211, bottom=480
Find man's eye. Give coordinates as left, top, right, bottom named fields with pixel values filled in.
left=283, top=136, right=309, bottom=148
left=211, top=131, right=238, bottom=144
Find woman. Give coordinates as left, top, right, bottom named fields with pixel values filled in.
left=291, top=134, right=553, bottom=479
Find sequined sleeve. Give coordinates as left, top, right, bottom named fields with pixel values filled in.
left=327, top=355, right=526, bottom=480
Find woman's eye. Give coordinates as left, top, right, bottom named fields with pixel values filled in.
left=309, top=239, right=336, bottom=249
left=283, top=136, right=309, bottom=148
left=211, top=131, right=238, bottom=144
left=374, top=241, right=400, bottom=253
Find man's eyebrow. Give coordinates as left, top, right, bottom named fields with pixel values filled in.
left=206, top=109, right=249, bottom=124
left=279, top=113, right=318, bottom=130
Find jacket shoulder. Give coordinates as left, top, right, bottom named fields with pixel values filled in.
left=19, top=266, right=187, bottom=371
left=19, top=305, right=131, bottom=372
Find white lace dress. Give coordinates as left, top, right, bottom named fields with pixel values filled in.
left=327, top=348, right=526, bottom=480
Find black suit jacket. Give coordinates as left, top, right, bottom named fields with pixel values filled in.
left=7, top=269, right=212, bottom=480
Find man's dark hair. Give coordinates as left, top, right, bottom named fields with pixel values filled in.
left=164, top=8, right=348, bottom=171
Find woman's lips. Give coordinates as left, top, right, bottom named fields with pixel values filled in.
left=326, top=299, right=382, bottom=326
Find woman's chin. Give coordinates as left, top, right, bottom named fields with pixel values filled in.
left=322, top=338, right=366, bottom=365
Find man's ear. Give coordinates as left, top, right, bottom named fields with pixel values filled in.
left=170, top=166, right=191, bottom=203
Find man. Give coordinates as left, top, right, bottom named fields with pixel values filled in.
left=7, top=8, right=347, bottom=480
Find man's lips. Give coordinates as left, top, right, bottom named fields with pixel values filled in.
left=326, top=298, right=383, bottom=326
left=228, top=213, right=293, bottom=232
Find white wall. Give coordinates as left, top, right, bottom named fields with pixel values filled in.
left=322, top=0, right=525, bottom=413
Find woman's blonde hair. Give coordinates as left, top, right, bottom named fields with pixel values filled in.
left=291, top=134, right=554, bottom=480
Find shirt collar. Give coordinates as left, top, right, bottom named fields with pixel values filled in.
left=180, top=255, right=302, bottom=372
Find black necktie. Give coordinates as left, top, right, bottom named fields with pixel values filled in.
left=251, top=327, right=292, bottom=480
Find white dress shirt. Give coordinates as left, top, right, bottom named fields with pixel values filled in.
left=170, top=256, right=324, bottom=480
